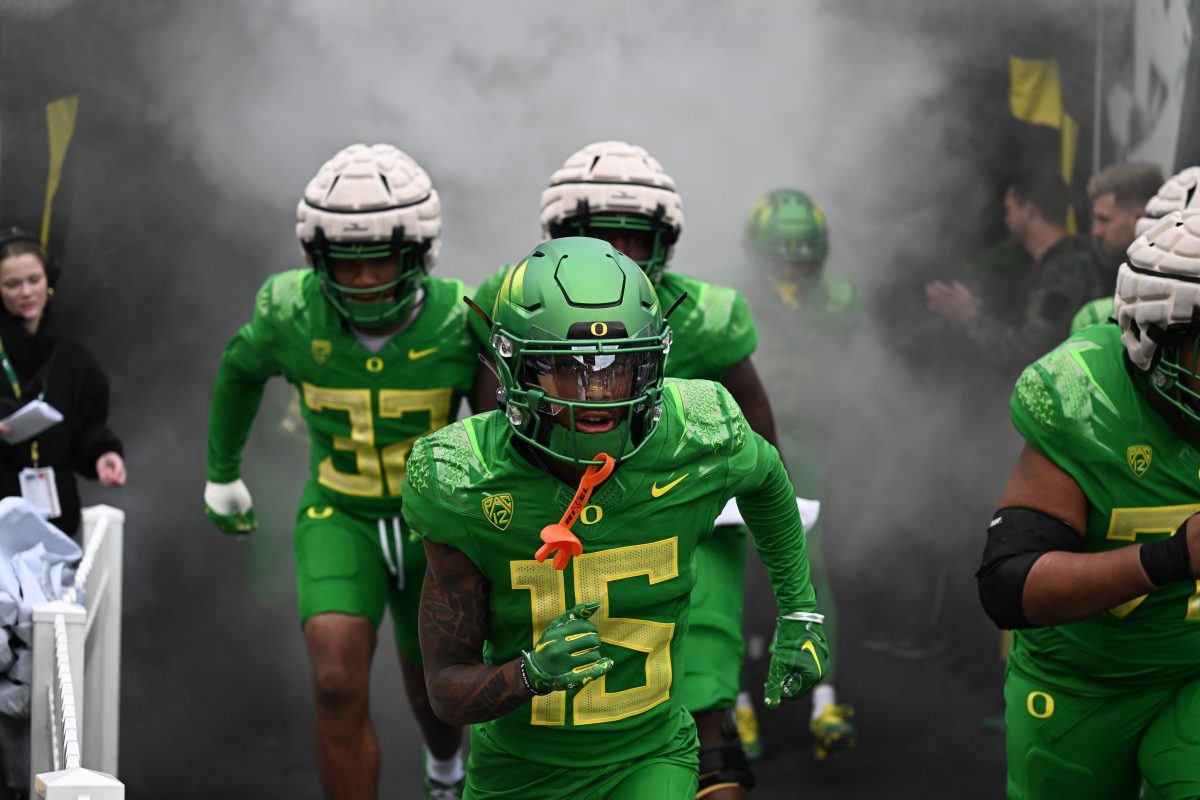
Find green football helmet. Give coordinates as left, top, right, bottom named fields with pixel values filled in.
left=490, top=236, right=671, bottom=467
left=745, top=189, right=830, bottom=279
left=296, top=144, right=441, bottom=330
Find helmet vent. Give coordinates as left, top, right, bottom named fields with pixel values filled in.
left=324, top=174, right=341, bottom=202
left=379, top=174, right=391, bottom=195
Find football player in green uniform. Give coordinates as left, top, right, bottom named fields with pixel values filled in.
left=977, top=209, right=1200, bottom=799
left=203, top=144, right=479, bottom=800
left=469, top=141, right=781, bottom=797
left=742, top=188, right=859, bottom=760
left=405, top=237, right=828, bottom=800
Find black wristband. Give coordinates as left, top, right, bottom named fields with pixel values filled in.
left=518, top=656, right=550, bottom=696
left=1139, top=523, right=1195, bottom=587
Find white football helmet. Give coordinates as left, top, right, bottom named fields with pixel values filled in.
left=1115, top=210, right=1200, bottom=422
left=1134, top=166, right=1200, bottom=238
left=539, top=141, right=684, bottom=282
left=296, top=143, right=440, bottom=328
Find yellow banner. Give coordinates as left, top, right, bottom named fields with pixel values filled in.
left=1008, top=57, right=1078, bottom=234
left=40, top=95, right=80, bottom=248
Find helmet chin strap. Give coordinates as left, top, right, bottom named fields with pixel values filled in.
left=535, top=452, right=616, bottom=570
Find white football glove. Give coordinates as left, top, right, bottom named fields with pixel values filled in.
left=204, top=479, right=257, bottom=535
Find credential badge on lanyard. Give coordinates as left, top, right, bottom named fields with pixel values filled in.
left=19, top=466, right=60, bottom=518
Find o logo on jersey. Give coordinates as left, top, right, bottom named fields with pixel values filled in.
left=1026, top=691, right=1054, bottom=719
left=580, top=504, right=603, bottom=525
left=365, top=356, right=384, bottom=373
left=590, top=322, right=608, bottom=337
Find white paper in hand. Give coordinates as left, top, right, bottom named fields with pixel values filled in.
left=0, top=400, right=63, bottom=445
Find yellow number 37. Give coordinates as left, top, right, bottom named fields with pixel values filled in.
left=303, top=384, right=451, bottom=497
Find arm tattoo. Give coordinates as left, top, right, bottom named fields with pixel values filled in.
left=420, top=539, right=533, bottom=725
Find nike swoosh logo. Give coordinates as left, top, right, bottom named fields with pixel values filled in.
left=306, top=506, right=334, bottom=520
left=801, top=640, right=823, bottom=678
left=650, top=474, right=689, bottom=498
left=408, top=346, right=438, bottom=360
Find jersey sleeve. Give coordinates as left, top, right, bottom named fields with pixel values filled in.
left=683, top=283, right=759, bottom=376
left=401, top=425, right=479, bottom=562
left=712, top=383, right=816, bottom=615
left=1009, top=339, right=1113, bottom=472
left=722, top=289, right=760, bottom=367
left=205, top=275, right=287, bottom=482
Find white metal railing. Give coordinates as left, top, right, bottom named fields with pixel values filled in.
left=30, top=505, right=125, bottom=798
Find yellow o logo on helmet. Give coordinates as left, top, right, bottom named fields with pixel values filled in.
left=590, top=322, right=608, bottom=337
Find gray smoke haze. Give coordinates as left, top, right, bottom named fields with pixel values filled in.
left=0, top=0, right=1108, bottom=795
left=134, top=0, right=981, bottom=285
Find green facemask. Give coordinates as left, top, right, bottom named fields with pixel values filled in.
left=312, top=241, right=425, bottom=330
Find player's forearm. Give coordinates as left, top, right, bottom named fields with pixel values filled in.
left=1022, top=547, right=1155, bottom=626
left=425, top=660, right=532, bottom=725
left=739, top=453, right=817, bottom=614
left=206, top=357, right=269, bottom=481
left=418, top=540, right=534, bottom=724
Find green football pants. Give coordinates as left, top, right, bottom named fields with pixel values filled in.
left=292, top=482, right=426, bottom=662
left=1004, top=666, right=1200, bottom=799
left=462, top=712, right=698, bottom=799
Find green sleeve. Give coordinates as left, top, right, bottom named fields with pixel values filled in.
left=722, top=396, right=815, bottom=615
left=401, top=434, right=477, bottom=562
left=1009, top=345, right=1098, bottom=467
left=1069, top=297, right=1114, bottom=334
left=205, top=280, right=284, bottom=482
left=724, top=289, right=760, bottom=368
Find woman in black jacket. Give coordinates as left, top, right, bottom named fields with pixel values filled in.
left=0, top=229, right=124, bottom=536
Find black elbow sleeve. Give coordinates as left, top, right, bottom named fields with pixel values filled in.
left=975, top=507, right=1083, bottom=630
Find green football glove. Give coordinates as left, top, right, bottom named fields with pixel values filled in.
left=520, top=601, right=614, bottom=694
left=203, top=479, right=258, bottom=535
left=764, top=612, right=829, bottom=708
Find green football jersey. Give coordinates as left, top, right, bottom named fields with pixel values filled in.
left=655, top=271, right=758, bottom=379
left=402, top=378, right=815, bottom=767
left=743, top=273, right=861, bottom=496
left=470, top=266, right=759, bottom=381
left=1010, top=323, right=1200, bottom=692
left=207, top=269, right=478, bottom=516
left=1069, top=296, right=1115, bottom=334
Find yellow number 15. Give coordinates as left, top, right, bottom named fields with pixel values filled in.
left=511, top=538, right=679, bottom=727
